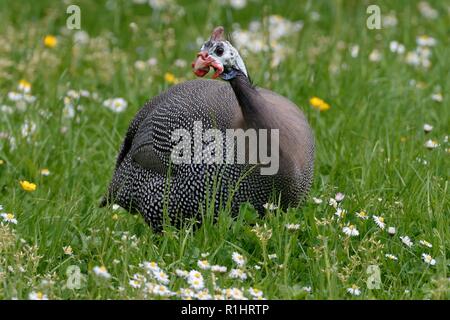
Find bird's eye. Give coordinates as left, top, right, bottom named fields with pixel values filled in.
left=215, top=46, right=224, bottom=56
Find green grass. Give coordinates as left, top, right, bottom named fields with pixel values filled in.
left=0, top=0, right=448, bottom=300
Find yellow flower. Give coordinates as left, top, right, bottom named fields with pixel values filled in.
left=0, top=159, right=4, bottom=165
left=164, top=72, right=178, bottom=84
left=112, top=214, right=119, bottom=220
left=44, top=35, right=57, bottom=48
left=18, top=79, right=32, bottom=92
left=309, top=96, right=330, bottom=111
left=20, top=180, right=37, bottom=192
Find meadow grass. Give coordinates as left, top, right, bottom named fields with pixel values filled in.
left=0, top=0, right=448, bottom=300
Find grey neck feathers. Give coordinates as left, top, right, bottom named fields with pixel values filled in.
left=229, top=72, right=271, bottom=130
left=229, top=73, right=298, bottom=176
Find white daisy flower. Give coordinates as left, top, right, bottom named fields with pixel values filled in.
left=73, top=30, right=90, bottom=44
left=8, top=91, right=23, bottom=102
left=229, top=268, right=247, bottom=281
left=431, top=93, right=443, bottom=102
left=263, top=203, right=278, bottom=211
left=62, top=103, right=75, bottom=119
left=23, top=94, right=36, bottom=104
left=349, top=45, right=359, bottom=58
left=302, top=286, right=312, bottom=293
left=1, top=105, right=14, bottom=114
left=195, top=290, right=212, bottom=300
left=418, top=2, right=438, bottom=19
left=419, top=240, right=433, bottom=248
left=334, top=208, right=347, bottom=219
left=248, top=287, right=264, bottom=298
left=400, top=236, right=413, bottom=248
left=268, top=254, right=277, bottom=260
left=211, top=265, right=227, bottom=273
left=385, top=254, right=398, bottom=261
left=40, top=168, right=51, bottom=176
left=423, top=124, right=433, bottom=133
left=134, top=60, right=146, bottom=71
left=103, top=98, right=127, bottom=113
left=405, top=51, right=421, bottom=66
left=335, top=192, right=345, bottom=202
left=369, top=49, right=382, bottom=62
left=389, top=41, right=405, bottom=54
left=143, top=261, right=160, bottom=273
left=129, top=279, right=142, bottom=288
left=187, top=270, right=204, bottom=290
left=197, top=260, right=210, bottom=270
left=1, top=213, right=18, bottom=224
left=347, top=284, right=361, bottom=296
left=21, top=121, right=36, bottom=138
left=147, top=57, right=158, bottom=66
left=424, top=139, right=439, bottom=149
left=232, top=252, right=246, bottom=266
left=67, top=90, right=80, bottom=99
left=229, top=0, right=247, bottom=10
left=144, top=282, right=156, bottom=294
left=224, top=287, right=246, bottom=300
left=153, top=270, right=170, bottom=284
left=421, top=253, right=436, bottom=266
left=416, top=35, right=437, bottom=47
left=387, top=226, right=396, bottom=235
left=80, top=90, right=90, bottom=97
left=342, top=224, right=359, bottom=237
left=93, top=265, right=111, bottom=279
left=178, top=288, right=195, bottom=299
left=28, top=291, right=48, bottom=300
left=188, top=277, right=204, bottom=291
left=285, top=223, right=300, bottom=231
left=152, top=284, right=173, bottom=296
left=174, top=59, right=187, bottom=68
left=175, top=269, right=189, bottom=278
left=356, top=211, right=369, bottom=220
left=329, top=198, right=338, bottom=208
left=382, top=13, right=398, bottom=27
left=133, top=273, right=146, bottom=282
left=63, top=245, right=73, bottom=255
left=312, top=197, right=323, bottom=204
left=372, top=215, right=385, bottom=229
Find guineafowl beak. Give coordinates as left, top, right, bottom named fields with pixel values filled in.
left=192, top=51, right=224, bottom=79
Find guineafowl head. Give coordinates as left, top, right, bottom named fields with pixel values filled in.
left=192, top=26, right=248, bottom=80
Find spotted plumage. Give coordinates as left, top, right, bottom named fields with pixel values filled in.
left=102, top=78, right=314, bottom=231
left=102, top=26, right=314, bottom=230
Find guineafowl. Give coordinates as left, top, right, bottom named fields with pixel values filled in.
left=101, top=26, right=314, bottom=231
